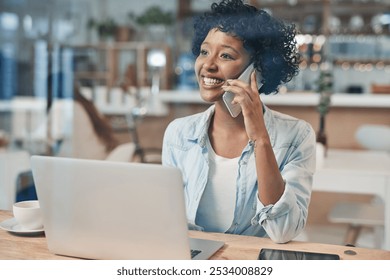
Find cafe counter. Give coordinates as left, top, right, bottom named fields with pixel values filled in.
left=128, top=91, right=390, bottom=151
left=158, top=90, right=390, bottom=108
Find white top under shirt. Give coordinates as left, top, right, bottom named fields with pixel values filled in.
left=195, top=137, right=239, bottom=232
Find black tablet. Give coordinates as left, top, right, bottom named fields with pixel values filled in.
left=258, top=248, right=340, bottom=260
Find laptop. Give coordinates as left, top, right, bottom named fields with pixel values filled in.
left=30, top=155, right=224, bottom=260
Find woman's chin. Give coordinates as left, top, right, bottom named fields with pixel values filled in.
left=199, top=89, right=223, bottom=103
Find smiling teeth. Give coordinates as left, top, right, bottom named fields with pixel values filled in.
left=203, top=77, right=222, bottom=86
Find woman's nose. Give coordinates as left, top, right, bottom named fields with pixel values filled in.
left=203, top=58, right=218, bottom=72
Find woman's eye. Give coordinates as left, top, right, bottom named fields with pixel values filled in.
left=221, top=53, right=234, bottom=60
left=200, top=49, right=208, bottom=56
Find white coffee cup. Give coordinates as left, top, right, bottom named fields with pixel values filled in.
left=13, top=200, right=43, bottom=230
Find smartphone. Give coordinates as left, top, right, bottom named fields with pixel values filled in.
left=258, top=248, right=340, bottom=260
left=222, top=63, right=254, bottom=118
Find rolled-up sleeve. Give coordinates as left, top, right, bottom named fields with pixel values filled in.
left=251, top=124, right=316, bottom=243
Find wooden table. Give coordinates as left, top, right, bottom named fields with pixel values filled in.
left=0, top=211, right=389, bottom=260
left=313, top=149, right=390, bottom=249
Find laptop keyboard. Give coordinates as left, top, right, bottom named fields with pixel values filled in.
left=190, top=249, right=202, bottom=259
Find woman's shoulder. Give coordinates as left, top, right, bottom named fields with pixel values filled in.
left=164, top=106, right=214, bottom=147
left=269, top=108, right=313, bottom=131
left=166, top=112, right=201, bottom=131
left=267, top=108, right=315, bottom=145
left=166, top=106, right=213, bottom=132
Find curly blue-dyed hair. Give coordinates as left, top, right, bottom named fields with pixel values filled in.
left=192, top=0, right=300, bottom=94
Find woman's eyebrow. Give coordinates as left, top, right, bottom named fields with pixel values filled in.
left=201, top=41, right=240, bottom=55
left=221, top=44, right=239, bottom=55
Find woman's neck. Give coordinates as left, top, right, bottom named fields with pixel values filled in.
left=208, top=103, right=249, bottom=158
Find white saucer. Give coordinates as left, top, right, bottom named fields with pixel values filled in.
left=0, top=217, right=44, bottom=234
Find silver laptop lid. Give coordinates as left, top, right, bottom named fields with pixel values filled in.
left=31, top=155, right=191, bottom=260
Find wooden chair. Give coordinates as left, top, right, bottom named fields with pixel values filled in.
left=105, top=142, right=136, bottom=162
left=327, top=124, right=389, bottom=247
left=328, top=201, right=384, bottom=246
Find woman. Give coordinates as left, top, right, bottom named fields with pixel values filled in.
left=162, top=0, right=316, bottom=243
left=56, top=84, right=119, bottom=159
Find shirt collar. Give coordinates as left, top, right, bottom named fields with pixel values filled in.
left=185, top=105, right=215, bottom=148
left=185, top=104, right=275, bottom=148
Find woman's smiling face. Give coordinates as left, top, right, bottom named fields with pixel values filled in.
left=195, top=28, right=251, bottom=103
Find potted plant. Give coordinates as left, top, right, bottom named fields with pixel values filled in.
left=128, top=6, right=174, bottom=41
left=316, top=65, right=333, bottom=155
left=129, top=6, right=174, bottom=26
left=87, top=18, right=118, bottom=42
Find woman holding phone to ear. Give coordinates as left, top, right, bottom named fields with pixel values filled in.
left=162, top=0, right=316, bottom=243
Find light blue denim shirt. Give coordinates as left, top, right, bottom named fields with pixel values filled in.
left=162, top=105, right=316, bottom=243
